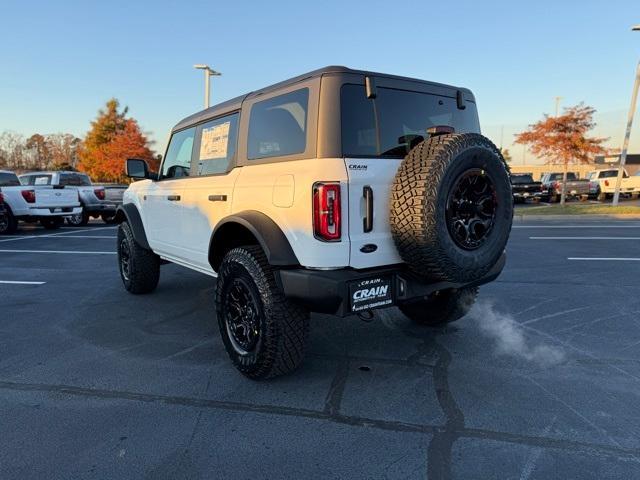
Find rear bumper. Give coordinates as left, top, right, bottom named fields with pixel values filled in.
left=84, top=202, right=118, bottom=215
left=277, top=253, right=506, bottom=317
left=513, top=191, right=543, bottom=200
left=26, top=206, right=82, bottom=217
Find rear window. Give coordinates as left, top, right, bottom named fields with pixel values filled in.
left=548, top=173, right=577, bottom=181
left=0, top=172, right=20, bottom=186
left=60, top=173, right=92, bottom=186
left=248, top=88, right=309, bottom=160
left=598, top=170, right=626, bottom=179
left=511, top=174, right=534, bottom=184
left=341, top=84, right=481, bottom=158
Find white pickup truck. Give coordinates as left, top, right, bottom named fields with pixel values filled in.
left=0, top=170, right=81, bottom=234
left=587, top=168, right=640, bottom=200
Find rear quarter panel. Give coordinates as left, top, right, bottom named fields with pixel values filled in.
left=232, top=158, right=350, bottom=268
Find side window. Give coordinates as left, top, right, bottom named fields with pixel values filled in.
left=248, top=88, right=309, bottom=160
left=162, top=127, right=195, bottom=179
left=22, top=174, right=52, bottom=185
left=195, top=113, right=239, bottom=176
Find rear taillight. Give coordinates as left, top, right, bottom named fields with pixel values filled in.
left=313, top=182, right=341, bottom=242
left=94, top=188, right=105, bottom=200
left=0, top=192, right=4, bottom=203
left=21, top=190, right=36, bottom=203
left=604, top=180, right=610, bottom=187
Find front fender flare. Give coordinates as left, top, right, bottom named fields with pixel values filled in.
left=116, top=203, right=150, bottom=250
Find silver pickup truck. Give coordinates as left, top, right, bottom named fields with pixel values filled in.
left=540, top=172, right=590, bottom=202
left=19, top=171, right=126, bottom=225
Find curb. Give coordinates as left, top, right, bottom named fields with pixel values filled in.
left=514, top=214, right=640, bottom=221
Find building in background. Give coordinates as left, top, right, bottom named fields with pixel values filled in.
left=594, top=154, right=640, bottom=176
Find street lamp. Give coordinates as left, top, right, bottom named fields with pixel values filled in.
left=194, top=64, right=222, bottom=109
left=612, top=25, right=640, bottom=206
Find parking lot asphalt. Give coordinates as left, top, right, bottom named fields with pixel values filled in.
left=1, top=219, right=640, bottom=479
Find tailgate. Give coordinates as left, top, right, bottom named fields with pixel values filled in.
left=34, top=187, right=78, bottom=207
left=345, top=158, right=403, bottom=269
left=104, top=186, right=125, bottom=203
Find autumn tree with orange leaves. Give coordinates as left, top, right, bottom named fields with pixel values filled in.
left=78, top=99, right=158, bottom=183
left=515, top=104, right=607, bottom=205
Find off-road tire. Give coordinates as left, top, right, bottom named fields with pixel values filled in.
left=67, top=210, right=89, bottom=226
left=117, top=221, right=160, bottom=294
left=399, top=287, right=479, bottom=326
left=40, top=218, right=62, bottom=230
left=390, top=133, right=512, bottom=283
left=0, top=209, right=18, bottom=234
left=215, top=246, right=310, bottom=380
left=101, top=214, right=118, bottom=224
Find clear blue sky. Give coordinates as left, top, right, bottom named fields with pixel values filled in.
left=1, top=0, right=639, bottom=163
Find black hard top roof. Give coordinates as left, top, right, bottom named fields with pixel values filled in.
left=172, top=66, right=473, bottom=132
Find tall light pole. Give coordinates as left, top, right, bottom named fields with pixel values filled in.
left=554, top=96, right=563, bottom=117
left=194, top=64, right=222, bottom=109
left=613, top=25, right=640, bottom=206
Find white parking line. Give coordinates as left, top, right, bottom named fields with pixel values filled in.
left=0, top=249, right=116, bottom=255
left=0, top=280, right=46, bottom=285
left=0, top=226, right=118, bottom=243
left=530, top=236, right=640, bottom=240
left=568, top=257, right=640, bottom=261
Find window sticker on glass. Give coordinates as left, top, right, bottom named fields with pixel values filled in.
left=34, top=176, right=50, bottom=185
left=200, top=121, right=230, bottom=160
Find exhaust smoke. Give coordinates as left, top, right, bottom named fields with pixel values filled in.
left=471, top=301, right=565, bottom=367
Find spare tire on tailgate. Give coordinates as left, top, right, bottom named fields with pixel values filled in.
left=390, top=133, right=512, bottom=283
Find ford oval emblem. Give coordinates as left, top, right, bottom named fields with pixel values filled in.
left=360, top=244, right=378, bottom=253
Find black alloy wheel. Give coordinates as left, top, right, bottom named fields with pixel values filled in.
left=445, top=168, right=497, bottom=250
left=223, top=277, right=261, bottom=354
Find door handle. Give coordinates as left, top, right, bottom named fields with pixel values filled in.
left=363, top=186, right=373, bottom=233
left=167, top=195, right=181, bottom=201
left=208, top=195, right=227, bottom=202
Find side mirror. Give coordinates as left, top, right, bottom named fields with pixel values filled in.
left=126, top=158, right=150, bottom=179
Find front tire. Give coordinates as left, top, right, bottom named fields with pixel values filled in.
left=117, top=222, right=160, bottom=294
left=215, top=246, right=310, bottom=380
left=399, top=287, right=478, bottom=326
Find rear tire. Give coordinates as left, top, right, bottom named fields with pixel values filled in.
left=215, top=245, right=310, bottom=380
left=101, top=214, right=118, bottom=224
left=67, top=210, right=89, bottom=226
left=40, top=217, right=63, bottom=230
left=399, top=287, right=478, bottom=326
left=0, top=210, right=18, bottom=234
left=117, top=222, right=160, bottom=294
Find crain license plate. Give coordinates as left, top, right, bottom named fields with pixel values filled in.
left=349, top=276, right=394, bottom=312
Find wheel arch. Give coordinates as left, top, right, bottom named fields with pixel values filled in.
left=209, top=210, right=300, bottom=271
left=115, top=203, right=151, bottom=250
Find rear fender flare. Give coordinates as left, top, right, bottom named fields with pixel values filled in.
left=209, top=211, right=300, bottom=271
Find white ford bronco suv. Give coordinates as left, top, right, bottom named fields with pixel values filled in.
left=117, top=67, right=513, bottom=379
